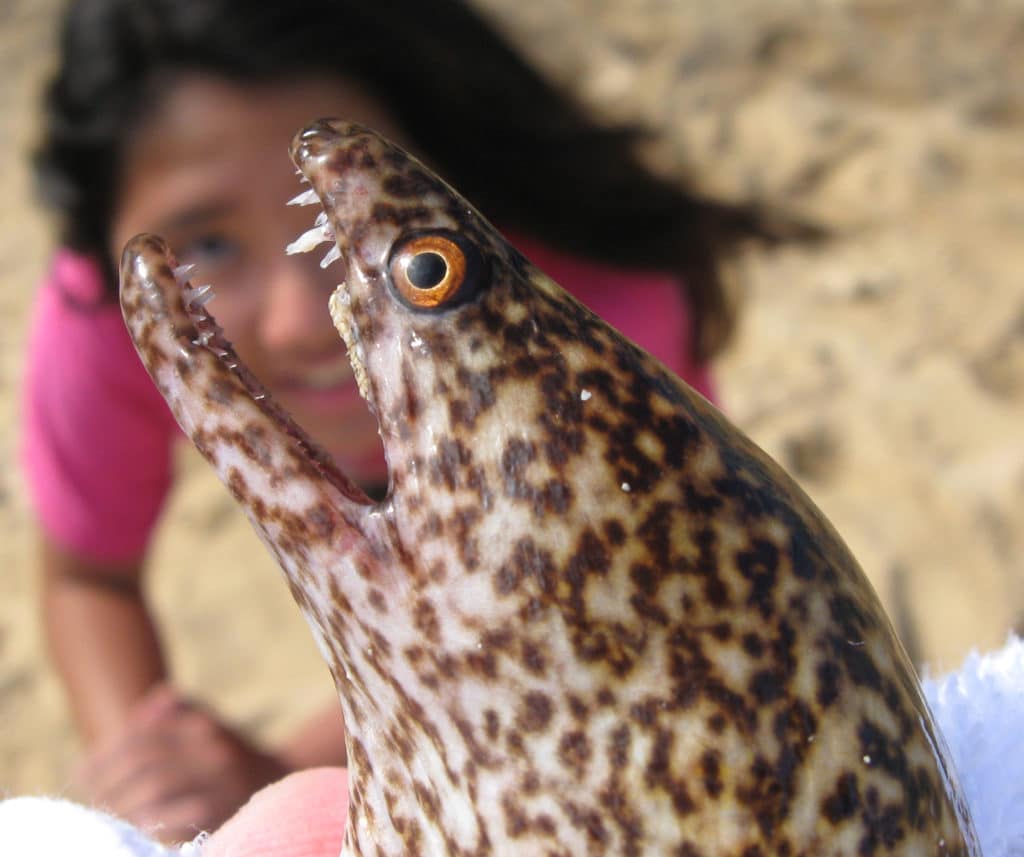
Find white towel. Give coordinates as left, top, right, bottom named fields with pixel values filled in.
left=3, top=635, right=1023, bottom=856
left=922, top=634, right=1024, bottom=857
left=0, top=794, right=205, bottom=855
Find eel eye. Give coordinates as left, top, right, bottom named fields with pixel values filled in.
left=388, top=231, right=484, bottom=311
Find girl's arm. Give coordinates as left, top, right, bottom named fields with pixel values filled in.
left=39, top=534, right=166, bottom=744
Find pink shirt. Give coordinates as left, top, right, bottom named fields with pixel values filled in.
left=22, top=243, right=714, bottom=564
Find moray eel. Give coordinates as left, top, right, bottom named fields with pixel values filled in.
left=119, top=120, right=979, bottom=856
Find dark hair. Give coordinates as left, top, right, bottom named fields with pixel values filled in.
left=35, top=0, right=788, bottom=358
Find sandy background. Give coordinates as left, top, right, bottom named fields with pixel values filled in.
left=2, top=0, right=1022, bottom=797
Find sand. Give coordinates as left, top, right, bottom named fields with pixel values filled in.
left=2, top=0, right=1022, bottom=797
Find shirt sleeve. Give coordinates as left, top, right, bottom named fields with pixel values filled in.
left=20, top=252, right=180, bottom=565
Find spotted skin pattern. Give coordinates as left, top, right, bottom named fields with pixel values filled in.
left=119, top=120, right=978, bottom=856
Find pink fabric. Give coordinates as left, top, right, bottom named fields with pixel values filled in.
left=21, top=243, right=715, bottom=564
left=508, top=232, right=715, bottom=401
left=21, top=251, right=179, bottom=563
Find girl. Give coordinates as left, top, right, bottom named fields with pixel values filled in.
left=26, top=0, right=774, bottom=841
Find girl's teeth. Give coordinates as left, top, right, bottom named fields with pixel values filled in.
left=302, top=360, right=351, bottom=389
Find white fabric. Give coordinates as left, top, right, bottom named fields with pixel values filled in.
left=922, top=634, right=1024, bottom=857
left=2, top=636, right=1023, bottom=856
left=0, top=794, right=206, bottom=855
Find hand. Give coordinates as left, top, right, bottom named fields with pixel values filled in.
left=72, top=683, right=289, bottom=844
left=204, top=768, right=349, bottom=857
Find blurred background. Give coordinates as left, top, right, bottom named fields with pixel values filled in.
left=2, top=0, right=1022, bottom=797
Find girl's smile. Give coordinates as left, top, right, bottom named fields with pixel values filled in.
left=109, top=74, right=406, bottom=484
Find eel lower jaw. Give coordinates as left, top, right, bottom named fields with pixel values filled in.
left=162, top=247, right=379, bottom=508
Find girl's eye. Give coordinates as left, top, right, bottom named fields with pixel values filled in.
left=176, top=233, right=242, bottom=269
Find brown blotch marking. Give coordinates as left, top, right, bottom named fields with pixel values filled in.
left=412, top=777, right=442, bottom=824
left=501, top=792, right=529, bottom=838
left=742, top=632, right=765, bottom=658
left=481, top=625, right=515, bottom=651
left=387, top=720, right=416, bottom=765
left=644, top=727, right=697, bottom=815
left=749, top=668, right=786, bottom=704
left=858, top=784, right=908, bottom=855
left=520, top=639, right=546, bottom=675
left=564, top=526, right=612, bottom=614
left=398, top=357, right=421, bottom=426
left=822, top=771, right=861, bottom=824
left=736, top=753, right=797, bottom=841
left=607, top=723, right=631, bottom=767
left=603, top=518, right=627, bottom=546
left=701, top=749, right=724, bottom=798
left=465, top=646, right=497, bottom=679
left=382, top=167, right=437, bottom=199
left=449, top=366, right=499, bottom=428
left=505, top=729, right=525, bottom=758
left=558, top=729, right=592, bottom=779
left=368, top=587, right=387, bottom=613
left=429, top=436, right=469, bottom=490
left=484, top=709, right=500, bottom=742
left=226, top=467, right=250, bottom=504
left=306, top=502, right=337, bottom=542
left=737, top=538, right=781, bottom=618
left=567, top=694, right=589, bottom=720
left=175, top=354, right=194, bottom=379
left=563, top=800, right=608, bottom=847
left=494, top=537, right=556, bottom=598
left=816, top=657, right=842, bottom=707
left=516, top=691, right=554, bottom=733
left=452, top=714, right=498, bottom=769
left=327, top=573, right=354, bottom=616
left=501, top=437, right=571, bottom=518
left=421, top=510, right=443, bottom=538
left=452, top=505, right=482, bottom=571
left=598, top=779, right=644, bottom=857
left=236, top=423, right=274, bottom=467
left=629, top=562, right=658, bottom=597
left=428, top=560, right=447, bottom=583
left=207, top=375, right=239, bottom=406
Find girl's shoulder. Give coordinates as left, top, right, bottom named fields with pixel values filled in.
left=502, top=231, right=716, bottom=402
left=22, top=249, right=179, bottom=563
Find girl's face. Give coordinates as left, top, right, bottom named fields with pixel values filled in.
left=110, top=75, right=405, bottom=487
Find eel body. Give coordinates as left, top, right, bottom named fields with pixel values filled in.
left=119, top=120, right=979, bottom=856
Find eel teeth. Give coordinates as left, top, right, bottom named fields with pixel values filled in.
left=320, top=244, right=342, bottom=269
left=186, top=284, right=215, bottom=308
left=172, top=263, right=197, bottom=285
left=287, top=188, right=319, bottom=206
left=286, top=224, right=332, bottom=255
